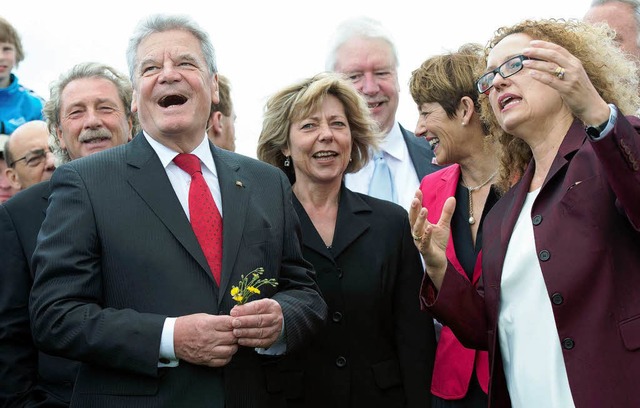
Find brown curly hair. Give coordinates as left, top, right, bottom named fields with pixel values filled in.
left=478, top=19, right=640, bottom=192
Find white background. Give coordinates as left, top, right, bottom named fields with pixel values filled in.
left=4, top=0, right=587, bottom=157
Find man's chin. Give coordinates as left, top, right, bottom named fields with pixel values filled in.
left=81, top=140, right=115, bottom=157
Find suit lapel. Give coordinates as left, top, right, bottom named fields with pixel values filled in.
left=543, top=119, right=586, bottom=191
left=293, top=195, right=332, bottom=260
left=330, top=186, right=370, bottom=259
left=213, top=146, right=249, bottom=305
left=401, top=124, right=439, bottom=180
left=125, top=135, right=213, bottom=281
left=41, top=182, right=51, bottom=217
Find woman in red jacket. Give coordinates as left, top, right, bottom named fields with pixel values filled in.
left=409, top=43, right=496, bottom=407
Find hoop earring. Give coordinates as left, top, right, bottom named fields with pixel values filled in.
left=284, top=156, right=291, bottom=167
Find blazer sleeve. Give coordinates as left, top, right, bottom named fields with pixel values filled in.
left=395, top=215, right=436, bottom=408
left=0, top=205, right=38, bottom=406
left=29, top=165, right=166, bottom=377
left=591, top=112, right=640, bottom=229
left=420, top=264, right=488, bottom=350
left=271, top=171, right=328, bottom=353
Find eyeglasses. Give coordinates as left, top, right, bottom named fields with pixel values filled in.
left=475, top=55, right=532, bottom=94
left=9, top=148, right=51, bottom=168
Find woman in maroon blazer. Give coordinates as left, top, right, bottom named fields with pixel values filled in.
left=408, top=44, right=494, bottom=407
left=411, top=19, right=640, bottom=407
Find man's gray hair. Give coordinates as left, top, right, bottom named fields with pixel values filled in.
left=325, top=16, right=399, bottom=72
left=126, top=14, right=217, bottom=84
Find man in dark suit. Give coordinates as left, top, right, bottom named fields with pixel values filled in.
left=326, top=16, right=440, bottom=212
left=29, top=14, right=327, bottom=408
left=0, top=62, right=134, bottom=407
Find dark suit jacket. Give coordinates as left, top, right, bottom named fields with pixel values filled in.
left=266, top=186, right=436, bottom=408
left=0, top=182, right=78, bottom=408
left=400, top=124, right=440, bottom=180
left=421, top=116, right=640, bottom=407
left=29, top=134, right=327, bottom=408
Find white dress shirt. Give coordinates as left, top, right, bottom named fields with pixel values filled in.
left=145, top=133, right=285, bottom=365
left=499, top=188, right=575, bottom=407
left=144, top=132, right=221, bottom=367
left=344, top=122, right=420, bottom=212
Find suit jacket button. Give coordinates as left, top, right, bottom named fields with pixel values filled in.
left=538, top=249, right=550, bottom=261
left=551, top=293, right=564, bottom=305
left=532, top=215, right=543, bottom=225
left=335, top=356, right=347, bottom=368
left=332, top=311, right=343, bottom=323
left=336, top=268, right=343, bottom=279
left=562, top=337, right=575, bottom=350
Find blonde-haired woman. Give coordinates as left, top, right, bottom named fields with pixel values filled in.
left=259, top=72, right=436, bottom=408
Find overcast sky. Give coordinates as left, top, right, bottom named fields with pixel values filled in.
left=5, top=0, right=588, bottom=157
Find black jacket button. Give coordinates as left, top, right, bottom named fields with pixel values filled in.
left=532, top=215, right=543, bottom=225
left=539, top=250, right=550, bottom=261
left=332, top=311, right=343, bottom=323
left=562, top=338, right=575, bottom=350
left=335, top=356, right=347, bottom=367
left=551, top=293, right=564, bottom=305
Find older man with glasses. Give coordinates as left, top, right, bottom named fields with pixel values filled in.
left=3, top=120, right=55, bottom=191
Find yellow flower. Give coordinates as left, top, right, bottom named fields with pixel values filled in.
left=230, top=267, right=278, bottom=305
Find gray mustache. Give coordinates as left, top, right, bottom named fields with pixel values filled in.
left=78, top=129, right=112, bottom=143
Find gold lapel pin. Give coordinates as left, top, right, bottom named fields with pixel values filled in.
left=235, top=181, right=244, bottom=188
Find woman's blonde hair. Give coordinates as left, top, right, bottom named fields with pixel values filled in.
left=479, top=19, right=640, bottom=192
left=257, top=72, right=380, bottom=183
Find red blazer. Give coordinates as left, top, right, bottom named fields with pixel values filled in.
left=421, top=114, right=640, bottom=407
left=420, top=164, right=489, bottom=399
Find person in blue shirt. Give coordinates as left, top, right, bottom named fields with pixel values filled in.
left=0, top=16, right=44, bottom=135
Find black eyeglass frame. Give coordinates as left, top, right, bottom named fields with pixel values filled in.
left=9, top=148, right=49, bottom=168
left=475, top=55, right=534, bottom=94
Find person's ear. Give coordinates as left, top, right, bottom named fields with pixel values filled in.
left=211, top=112, right=223, bottom=136
left=126, top=117, right=134, bottom=141
left=56, top=127, right=66, bottom=150
left=131, top=90, right=138, bottom=114
left=457, top=96, right=475, bottom=125
left=211, top=74, right=220, bottom=105
left=5, top=167, right=22, bottom=190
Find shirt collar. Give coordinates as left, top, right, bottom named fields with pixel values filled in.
left=378, top=122, right=406, bottom=161
left=143, top=132, right=216, bottom=174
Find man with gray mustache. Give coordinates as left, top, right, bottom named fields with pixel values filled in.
left=0, top=62, right=134, bottom=407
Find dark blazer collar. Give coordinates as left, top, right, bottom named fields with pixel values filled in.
left=125, top=135, right=213, bottom=279
left=125, top=134, right=249, bottom=300
left=211, top=146, right=249, bottom=304
left=496, top=118, right=586, bottom=250
left=294, top=184, right=371, bottom=260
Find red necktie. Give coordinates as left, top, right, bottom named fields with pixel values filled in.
left=173, top=153, right=222, bottom=285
